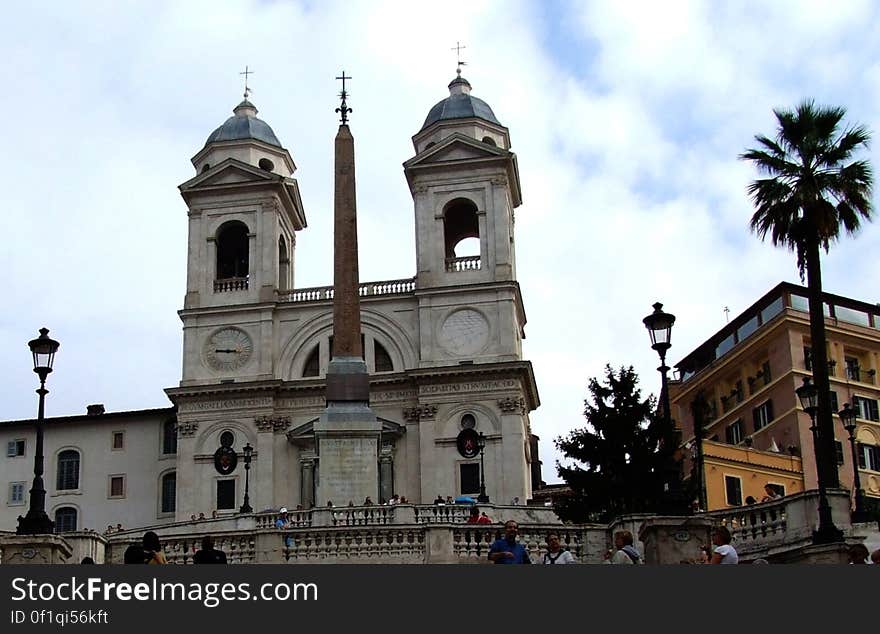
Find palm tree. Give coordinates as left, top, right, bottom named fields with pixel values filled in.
left=741, top=101, right=873, bottom=543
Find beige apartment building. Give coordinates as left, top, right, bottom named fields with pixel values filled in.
left=669, top=282, right=880, bottom=513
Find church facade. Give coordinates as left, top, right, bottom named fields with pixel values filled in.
left=0, top=74, right=541, bottom=531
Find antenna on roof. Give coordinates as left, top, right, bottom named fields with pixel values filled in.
left=723, top=306, right=730, bottom=323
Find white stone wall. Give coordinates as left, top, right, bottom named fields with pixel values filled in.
left=0, top=411, right=176, bottom=533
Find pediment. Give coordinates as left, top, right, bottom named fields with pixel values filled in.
left=404, top=134, right=507, bottom=168
left=287, top=417, right=405, bottom=446
left=179, top=158, right=279, bottom=192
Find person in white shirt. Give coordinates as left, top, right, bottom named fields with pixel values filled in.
left=542, top=533, right=577, bottom=564
left=605, top=530, right=642, bottom=564
left=710, top=526, right=739, bottom=564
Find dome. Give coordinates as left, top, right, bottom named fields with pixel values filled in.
left=204, top=99, right=282, bottom=148
left=420, top=75, right=501, bottom=131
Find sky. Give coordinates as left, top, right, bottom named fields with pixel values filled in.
left=1, top=0, right=879, bottom=484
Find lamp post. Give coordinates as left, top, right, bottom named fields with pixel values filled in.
left=795, top=377, right=842, bottom=543
left=643, top=302, right=684, bottom=514
left=239, top=443, right=253, bottom=514
left=838, top=403, right=867, bottom=523
left=476, top=432, right=489, bottom=503
left=17, top=328, right=60, bottom=535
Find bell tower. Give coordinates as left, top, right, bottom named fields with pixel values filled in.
left=177, top=97, right=307, bottom=384
left=404, top=73, right=525, bottom=367
left=404, top=72, right=522, bottom=290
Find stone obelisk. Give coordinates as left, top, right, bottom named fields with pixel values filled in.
left=313, top=73, right=381, bottom=507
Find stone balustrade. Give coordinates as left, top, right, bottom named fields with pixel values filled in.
left=279, top=527, right=426, bottom=563
left=60, top=530, right=108, bottom=564
left=213, top=277, right=248, bottom=292
left=42, top=490, right=855, bottom=565
left=451, top=524, right=586, bottom=563
left=108, top=532, right=258, bottom=564
left=255, top=510, right=312, bottom=530
left=704, top=488, right=853, bottom=560
left=445, top=256, right=481, bottom=272
left=279, top=278, right=416, bottom=303
left=330, top=506, right=394, bottom=526
left=413, top=505, right=471, bottom=524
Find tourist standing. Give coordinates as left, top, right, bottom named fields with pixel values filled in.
left=606, top=530, right=641, bottom=564
left=466, top=506, right=492, bottom=524
left=193, top=536, right=228, bottom=564
left=760, top=484, right=782, bottom=503
left=488, top=520, right=531, bottom=564
left=142, top=531, right=168, bottom=565
left=710, top=526, right=738, bottom=564
left=542, top=533, right=576, bottom=564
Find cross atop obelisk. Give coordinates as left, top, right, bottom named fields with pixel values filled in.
left=335, top=71, right=352, bottom=124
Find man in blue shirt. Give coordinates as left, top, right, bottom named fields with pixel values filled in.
left=488, top=520, right=531, bottom=564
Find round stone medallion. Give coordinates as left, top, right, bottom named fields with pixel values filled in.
left=439, top=309, right=490, bottom=356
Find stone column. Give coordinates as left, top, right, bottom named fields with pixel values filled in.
left=273, top=417, right=291, bottom=508
left=300, top=453, right=316, bottom=509
left=174, top=421, right=199, bottom=522
left=255, top=416, right=275, bottom=512
left=498, top=397, right=528, bottom=503
left=379, top=446, right=394, bottom=502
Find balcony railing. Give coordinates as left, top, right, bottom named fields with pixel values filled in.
left=845, top=366, right=876, bottom=384
left=214, top=277, right=249, bottom=293
left=446, top=256, right=481, bottom=272
left=279, top=278, right=416, bottom=303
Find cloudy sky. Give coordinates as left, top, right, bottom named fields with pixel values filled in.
left=2, top=1, right=879, bottom=483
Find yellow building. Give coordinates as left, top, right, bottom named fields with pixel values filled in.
left=669, top=282, right=880, bottom=513
left=701, top=439, right=803, bottom=509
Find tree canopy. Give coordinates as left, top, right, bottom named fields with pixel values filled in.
left=740, top=100, right=873, bottom=278
left=554, top=365, right=666, bottom=523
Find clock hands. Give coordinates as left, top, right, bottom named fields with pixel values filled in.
left=214, top=348, right=241, bottom=354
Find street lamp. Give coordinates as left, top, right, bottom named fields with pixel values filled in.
left=239, top=443, right=253, bottom=514
left=795, top=376, right=843, bottom=542
left=838, top=403, right=867, bottom=523
left=643, top=302, right=684, bottom=514
left=17, top=328, right=60, bottom=535
left=476, top=432, right=489, bottom=503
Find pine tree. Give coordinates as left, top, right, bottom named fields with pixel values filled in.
left=555, top=365, right=665, bottom=523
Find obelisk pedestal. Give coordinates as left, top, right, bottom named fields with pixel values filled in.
left=314, top=107, right=381, bottom=507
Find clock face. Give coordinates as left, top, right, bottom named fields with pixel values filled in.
left=439, top=309, right=490, bottom=356
left=204, top=327, right=253, bottom=372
